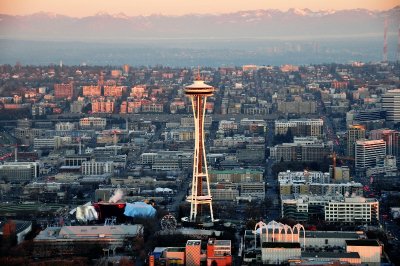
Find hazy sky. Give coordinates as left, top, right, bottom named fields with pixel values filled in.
left=0, top=0, right=398, bottom=17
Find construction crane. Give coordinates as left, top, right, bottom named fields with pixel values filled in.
left=76, top=137, right=82, bottom=155
left=329, top=152, right=355, bottom=179
left=111, top=129, right=121, bottom=156
left=330, top=152, right=355, bottom=168
left=0, top=143, right=28, bottom=162
left=75, top=134, right=89, bottom=155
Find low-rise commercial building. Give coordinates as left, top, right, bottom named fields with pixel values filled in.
left=275, top=119, right=323, bottom=137
left=0, top=162, right=39, bottom=182
left=346, top=240, right=382, bottom=265
left=209, top=169, right=263, bottom=183
left=149, top=151, right=192, bottom=171
left=153, top=238, right=232, bottom=266
left=34, top=136, right=71, bottom=150
left=278, top=170, right=330, bottom=184
left=34, top=225, right=143, bottom=257
left=261, top=242, right=301, bottom=264
left=81, top=160, right=114, bottom=175
left=244, top=221, right=367, bottom=265
left=79, top=117, right=107, bottom=130
left=325, top=197, right=379, bottom=224
left=281, top=195, right=379, bottom=224
left=211, top=182, right=265, bottom=201
left=280, top=181, right=363, bottom=197
left=270, top=138, right=330, bottom=162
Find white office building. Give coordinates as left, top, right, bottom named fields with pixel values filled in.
left=281, top=195, right=379, bottom=224
left=278, top=170, right=331, bottom=184
left=325, top=197, right=379, bottom=224
left=140, top=153, right=158, bottom=165
left=55, top=122, right=75, bottom=131
left=81, top=160, right=113, bottom=175
left=355, top=139, right=386, bottom=171
left=382, top=89, right=400, bottom=123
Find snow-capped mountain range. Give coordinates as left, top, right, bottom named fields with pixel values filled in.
left=0, top=6, right=399, bottom=41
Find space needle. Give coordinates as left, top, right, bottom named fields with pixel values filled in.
left=184, top=73, right=215, bottom=223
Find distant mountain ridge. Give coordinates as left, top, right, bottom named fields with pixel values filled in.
left=0, top=6, right=399, bottom=41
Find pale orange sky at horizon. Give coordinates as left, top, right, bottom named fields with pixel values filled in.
left=0, top=0, right=398, bottom=17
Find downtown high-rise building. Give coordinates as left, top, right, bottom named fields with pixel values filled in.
left=347, top=124, right=366, bottom=158
left=91, top=97, right=115, bottom=113
left=370, top=129, right=399, bottom=156
left=104, top=86, right=124, bottom=97
left=54, top=83, right=73, bottom=99
left=370, top=129, right=400, bottom=164
left=83, top=85, right=101, bottom=97
left=382, top=89, right=400, bottom=123
left=355, top=139, right=386, bottom=172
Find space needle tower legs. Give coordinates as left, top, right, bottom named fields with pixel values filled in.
left=185, top=75, right=215, bottom=223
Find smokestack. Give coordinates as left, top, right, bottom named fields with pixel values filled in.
left=397, top=23, right=400, bottom=63
left=14, top=145, right=17, bottom=162
left=383, top=17, right=388, bottom=62
left=109, top=188, right=123, bottom=203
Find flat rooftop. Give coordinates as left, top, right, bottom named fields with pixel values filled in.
left=187, top=240, right=201, bottom=245
left=346, top=239, right=380, bottom=246
left=262, top=242, right=301, bottom=248
left=165, top=247, right=186, bottom=252
left=214, top=239, right=231, bottom=246
left=35, top=225, right=143, bottom=241
left=305, top=231, right=362, bottom=239
left=302, top=252, right=360, bottom=259
left=245, top=230, right=363, bottom=240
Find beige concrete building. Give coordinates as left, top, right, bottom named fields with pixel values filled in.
left=277, top=100, right=316, bottom=115
left=346, top=240, right=381, bottom=265
left=209, top=169, right=263, bottom=183
left=79, top=117, right=106, bottom=130
left=347, top=124, right=365, bottom=158
left=275, top=119, right=323, bottom=137
left=261, top=242, right=301, bottom=264
left=82, top=85, right=101, bottom=96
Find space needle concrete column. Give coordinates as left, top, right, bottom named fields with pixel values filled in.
left=185, top=76, right=215, bottom=222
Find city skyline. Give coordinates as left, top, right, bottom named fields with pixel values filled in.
left=0, top=0, right=398, bottom=17
left=1, top=0, right=400, bottom=265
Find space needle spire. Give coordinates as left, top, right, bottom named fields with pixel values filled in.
left=185, top=72, right=215, bottom=222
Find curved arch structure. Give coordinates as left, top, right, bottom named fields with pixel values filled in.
left=254, top=221, right=267, bottom=249
left=293, top=223, right=306, bottom=248
left=254, top=220, right=306, bottom=250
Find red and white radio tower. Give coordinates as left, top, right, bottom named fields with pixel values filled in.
left=185, top=73, right=215, bottom=223
left=383, top=17, right=388, bottom=62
